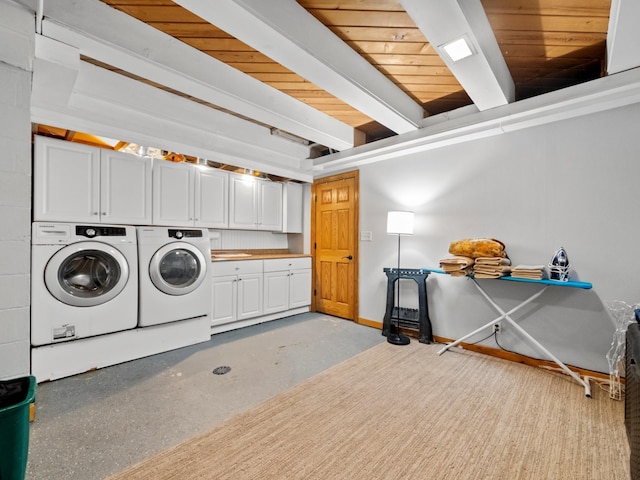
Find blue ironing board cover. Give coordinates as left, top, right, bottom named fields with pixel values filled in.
left=421, top=267, right=592, bottom=289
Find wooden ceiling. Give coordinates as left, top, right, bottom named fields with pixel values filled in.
left=97, top=0, right=610, bottom=143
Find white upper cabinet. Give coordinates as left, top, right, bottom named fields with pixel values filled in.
left=34, top=136, right=151, bottom=225
left=34, top=136, right=293, bottom=231
left=258, top=180, right=283, bottom=231
left=153, top=161, right=229, bottom=228
left=100, top=150, right=152, bottom=225
left=152, top=160, right=193, bottom=227
left=229, top=173, right=283, bottom=231
left=282, top=182, right=303, bottom=233
left=195, top=167, right=228, bottom=228
left=228, top=173, right=258, bottom=230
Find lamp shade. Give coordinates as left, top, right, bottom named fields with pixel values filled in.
left=387, top=211, right=414, bottom=235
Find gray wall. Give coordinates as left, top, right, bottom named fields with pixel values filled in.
left=358, top=102, right=640, bottom=373
left=0, top=0, right=33, bottom=379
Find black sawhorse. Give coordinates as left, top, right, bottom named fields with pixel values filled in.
left=382, top=268, right=433, bottom=344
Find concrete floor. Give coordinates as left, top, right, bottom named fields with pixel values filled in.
left=25, top=313, right=384, bottom=480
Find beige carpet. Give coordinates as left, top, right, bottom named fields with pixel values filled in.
left=108, top=342, right=630, bottom=480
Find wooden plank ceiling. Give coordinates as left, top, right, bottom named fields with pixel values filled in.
left=95, top=0, right=610, bottom=144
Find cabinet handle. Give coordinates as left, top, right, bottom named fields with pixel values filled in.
left=102, top=212, right=107, bottom=215
left=93, top=212, right=99, bottom=216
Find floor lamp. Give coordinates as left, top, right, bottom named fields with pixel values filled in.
left=386, top=210, right=414, bottom=346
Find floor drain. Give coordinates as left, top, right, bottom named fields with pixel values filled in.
left=212, top=366, right=231, bottom=375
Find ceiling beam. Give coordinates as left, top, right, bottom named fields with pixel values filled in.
left=39, top=0, right=355, bottom=151
left=607, top=0, right=640, bottom=74
left=400, top=0, right=514, bottom=113
left=174, top=0, right=425, bottom=134
left=32, top=55, right=314, bottom=181
left=310, top=67, right=640, bottom=173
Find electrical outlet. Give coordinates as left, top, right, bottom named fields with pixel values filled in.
left=493, top=324, right=500, bottom=333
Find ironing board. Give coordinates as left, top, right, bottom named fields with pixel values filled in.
left=424, top=268, right=594, bottom=397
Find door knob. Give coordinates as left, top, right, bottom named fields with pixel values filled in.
left=342, top=255, right=353, bottom=260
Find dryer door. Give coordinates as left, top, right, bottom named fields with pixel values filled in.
left=149, top=242, right=207, bottom=296
left=44, top=241, right=130, bottom=307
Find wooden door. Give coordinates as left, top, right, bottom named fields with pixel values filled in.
left=312, top=171, right=359, bottom=320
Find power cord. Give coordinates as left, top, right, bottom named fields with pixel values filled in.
left=467, top=330, right=497, bottom=346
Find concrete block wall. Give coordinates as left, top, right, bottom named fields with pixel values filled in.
left=0, top=0, right=34, bottom=379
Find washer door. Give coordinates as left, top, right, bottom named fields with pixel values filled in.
left=44, top=242, right=130, bottom=307
left=149, top=242, right=207, bottom=296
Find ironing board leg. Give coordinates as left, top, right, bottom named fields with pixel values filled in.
left=438, top=279, right=592, bottom=397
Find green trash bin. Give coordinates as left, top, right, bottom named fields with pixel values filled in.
left=0, top=376, right=36, bottom=480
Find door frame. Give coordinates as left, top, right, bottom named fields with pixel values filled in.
left=310, top=169, right=359, bottom=322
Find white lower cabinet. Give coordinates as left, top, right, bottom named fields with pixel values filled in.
left=263, top=258, right=312, bottom=314
left=212, top=257, right=312, bottom=331
left=289, top=267, right=312, bottom=308
left=211, top=260, right=263, bottom=327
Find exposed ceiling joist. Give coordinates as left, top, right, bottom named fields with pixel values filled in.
left=173, top=0, right=425, bottom=134
left=400, top=0, right=514, bottom=112
left=40, top=0, right=355, bottom=152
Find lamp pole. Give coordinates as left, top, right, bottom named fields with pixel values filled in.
left=386, top=211, right=414, bottom=346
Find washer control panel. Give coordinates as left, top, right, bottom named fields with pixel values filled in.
left=76, top=225, right=127, bottom=237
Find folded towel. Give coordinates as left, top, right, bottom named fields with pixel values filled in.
left=449, top=268, right=473, bottom=277
left=512, top=264, right=545, bottom=271
left=512, top=273, right=545, bottom=280
left=440, top=256, right=474, bottom=272
left=474, top=272, right=504, bottom=278
left=511, top=265, right=547, bottom=280
left=475, top=257, right=511, bottom=266
left=473, top=265, right=512, bottom=274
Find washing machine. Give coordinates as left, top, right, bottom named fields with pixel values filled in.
left=136, top=226, right=211, bottom=327
left=31, top=222, right=138, bottom=346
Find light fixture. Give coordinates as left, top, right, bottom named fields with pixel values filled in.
left=386, top=211, right=415, bottom=346
left=440, top=36, right=474, bottom=62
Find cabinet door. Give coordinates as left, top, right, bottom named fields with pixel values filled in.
left=229, top=174, right=258, bottom=229
left=289, top=268, right=312, bottom=308
left=152, top=161, right=194, bottom=226
left=263, top=270, right=289, bottom=314
left=211, top=275, right=237, bottom=326
left=237, top=273, right=263, bottom=320
left=258, top=181, right=283, bottom=231
left=33, top=136, right=100, bottom=222
left=283, top=182, right=303, bottom=233
left=100, top=150, right=152, bottom=225
left=195, top=168, right=228, bottom=228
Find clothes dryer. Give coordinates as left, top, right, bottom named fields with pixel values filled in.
left=136, top=226, right=211, bottom=327
left=31, top=223, right=138, bottom=346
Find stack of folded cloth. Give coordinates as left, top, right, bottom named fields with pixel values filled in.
left=511, top=265, right=547, bottom=280
left=473, top=257, right=512, bottom=278
left=439, top=256, right=474, bottom=277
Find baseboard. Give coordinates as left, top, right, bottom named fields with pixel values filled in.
left=355, top=317, right=381, bottom=330
left=358, top=318, right=609, bottom=381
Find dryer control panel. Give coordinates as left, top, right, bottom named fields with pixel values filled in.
left=168, top=229, right=203, bottom=239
